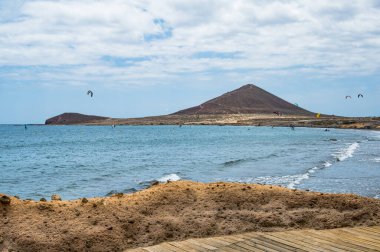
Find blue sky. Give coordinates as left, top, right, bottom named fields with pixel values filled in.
left=0, top=0, right=380, bottom=124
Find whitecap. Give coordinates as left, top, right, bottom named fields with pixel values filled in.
left=157, top=173, right=181, bottom=182
left=333, top=142, right=359, bottom=161
left=324, top=161, right=332, bottom=167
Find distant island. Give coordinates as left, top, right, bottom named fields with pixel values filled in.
left=45, top=84, right=380, bottom=130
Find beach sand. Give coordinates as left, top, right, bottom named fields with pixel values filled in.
left=1, top=181, right=380, bottom=251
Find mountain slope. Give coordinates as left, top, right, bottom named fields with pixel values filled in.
left=173, top=84, right=313, bottom=115
left=45, top=113, right=108, bottom=125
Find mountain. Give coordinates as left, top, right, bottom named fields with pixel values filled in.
left=45, top=113, right=108, bottom=125
left=173, top=84, right=313, bottom=115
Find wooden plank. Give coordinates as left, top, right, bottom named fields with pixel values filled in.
left=354, top=227, right=380, bottom=236
left=289, top=229, right=357, bottom=251
left=302, top=230, right=370, bottom=252
left=215, top=246, right=245, bottom=252
left=327, top=230, right=380, bottom=250
left=144, top=245, right=175, bottom=252
left=256, top=233, right=309, bottom=251
left=215, top=236, right=242, bottom=244
left=126, top=248, right=148, bottom=252
left=193, top=238, right=225, bottom=249
left=204, top=238, right=231, bottom=247
left=130, top=226, right=380, bottom=252
left=186, top=239, right=218, bottom=250
left=177, top=241, right=210, bottom=252
left=335, top=229, right=380, bottom=246
left=225, top=243, right=252, bottom=251
left=158, top=243, right=188, bottom=252
left=240, top=234, right=294, bottom=252
left=276, top=231, right=345, bottom=252
left=273, top=233, right=330, bottom=252
left=358, top=227, right=380, bottom=235
left=367, top=226, right=380, bottom=232
left=168, top=242, right=199, bottom=252
left=341, top=228, right=380, bottom=242
left=238, top=240, right=280, bottom=252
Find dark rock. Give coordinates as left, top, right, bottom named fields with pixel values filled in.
left=40, top=198, right=47, bottom=202
left=81, top=198, right=89, bottom=203
left=150, top=181, right=159, bottom=187
left=51, top=194, right=62, bottom=201
left=0, top=196, right=11, bottom=205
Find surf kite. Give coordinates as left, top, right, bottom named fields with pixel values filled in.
left=87, top=90, right=93, bottom=97
left=345, top=96, right=351, bottom=99
left=358, top=94, right=363, bottom=98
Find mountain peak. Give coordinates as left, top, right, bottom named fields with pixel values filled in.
left=173, top=84, right=313, bottom=115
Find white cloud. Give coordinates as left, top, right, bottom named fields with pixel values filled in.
left=0, top=0, right=380, bottom=86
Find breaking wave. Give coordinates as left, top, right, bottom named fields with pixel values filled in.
left=333, top=142, right=359, bottom=161
left=157, top=173, right=181, bottom=182
left=231, top=143, right=360, bottom=189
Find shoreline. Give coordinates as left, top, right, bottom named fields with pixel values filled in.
left=44, top=113, right=380, bottom=130
left=1, top=181, right=380, bottom=251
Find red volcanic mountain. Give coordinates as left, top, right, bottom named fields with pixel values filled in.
left=173, top=84, right=313, bottom=115
left=45, top=113, right=108, bottom=125
left=45, top=84, right=314, bottom=124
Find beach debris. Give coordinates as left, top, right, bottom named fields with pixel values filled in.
left=51, top=194, right=62, bottom=201
left=40, top=198, right=47, bottom=202
left=0, top=195, right=11, bottom=205
left=87, top=90, right=93, bottom=97
left=358, top=93, right=363, bottom=98
left=150, top=181, right=159, bottom=187
left=346, top=95, right=352, bottom=99
left=81, top=198, right=88, bottom=203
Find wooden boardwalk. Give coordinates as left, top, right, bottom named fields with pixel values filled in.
left=127, top=226, right=380, bottom=252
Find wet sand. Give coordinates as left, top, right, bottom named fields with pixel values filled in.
left=1, top=181, right=380, bottom=251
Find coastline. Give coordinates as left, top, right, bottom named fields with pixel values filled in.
left=1, top=181, right=380, bottom=251
left=44, top=113, right=380, bottom=130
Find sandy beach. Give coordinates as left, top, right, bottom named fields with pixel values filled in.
left=1, top=181, right=380, bottom=251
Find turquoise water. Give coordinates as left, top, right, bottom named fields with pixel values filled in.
left=1, top=125, right=379, bottom=200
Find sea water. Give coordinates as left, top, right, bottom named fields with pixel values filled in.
left=0, top=125, right=379, bottom=200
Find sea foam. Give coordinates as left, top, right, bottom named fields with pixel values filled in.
left=157, top=173, right=181, bottom=182
left=333, top=142, right=359, bottom=161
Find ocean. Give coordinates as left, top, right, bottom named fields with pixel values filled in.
left=1, top=125, right=379, bottom=200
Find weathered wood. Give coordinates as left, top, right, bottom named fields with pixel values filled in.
left=126, top=226, right=380, bottom=252
left=241, top=234, right=296, bottom=252
left=302, top=230, right=369, bottom=252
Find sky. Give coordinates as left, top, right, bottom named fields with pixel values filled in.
left=0, top=0, right=380, bottom=124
